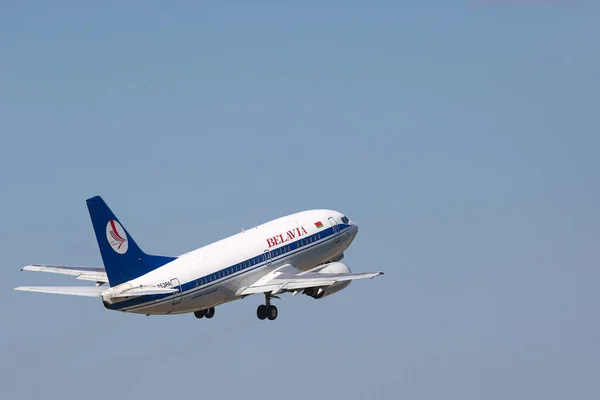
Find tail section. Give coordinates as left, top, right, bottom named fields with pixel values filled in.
left=86, top=196, right=177, bottom=287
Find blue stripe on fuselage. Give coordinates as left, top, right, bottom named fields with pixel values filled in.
left=106, top=223, right=351, bottom=312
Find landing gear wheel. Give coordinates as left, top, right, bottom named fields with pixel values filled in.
left=267, top=305, right=278, bottom=321
left=257, top=304, right=267, bottom=320
left=205, top=307, right=215, bottom=319
left=194, top=310, right=205, bottom=319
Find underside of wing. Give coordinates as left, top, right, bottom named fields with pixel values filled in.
left=14, top=285, right=105, bottom=297
left=20, top=264, right=108, bottom=284
left=238, top=263, right=384, bottom=296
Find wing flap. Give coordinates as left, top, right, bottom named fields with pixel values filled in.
left=14, top=286, right=105, bottom=297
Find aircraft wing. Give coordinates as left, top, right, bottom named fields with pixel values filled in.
left=237, top=264, right=384, bottom=296
left=14, top=285, right=105, bottom=297
left=20, top=264, right=108, bottom=284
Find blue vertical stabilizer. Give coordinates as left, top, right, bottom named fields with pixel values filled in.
left=86, top=196, right=177, bottom=287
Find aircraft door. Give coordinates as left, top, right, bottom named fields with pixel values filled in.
left=264, top=250, right=272, bottom=266
left=170, top=278, right=182, bottom=305
left=328, top=217, right=340, bottom=243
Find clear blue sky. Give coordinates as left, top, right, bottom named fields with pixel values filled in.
left=1, top=1, right=599, bottom=399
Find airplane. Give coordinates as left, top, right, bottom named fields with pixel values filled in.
left=14, top=196, right=383, bottom=321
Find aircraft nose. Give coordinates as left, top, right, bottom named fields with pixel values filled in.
left=350, top=220, right=359, bottom=235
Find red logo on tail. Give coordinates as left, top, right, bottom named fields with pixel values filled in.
left=106, top=220, right=129, bottom=254
left=109, top=220, right=126, bottom=249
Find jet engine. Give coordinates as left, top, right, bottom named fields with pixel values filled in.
left=302, top=262, right=352, bottom=299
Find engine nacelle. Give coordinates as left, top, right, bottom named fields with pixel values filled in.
left=302, top=262, right=352, bottom=299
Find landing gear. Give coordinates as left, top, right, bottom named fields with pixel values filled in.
left=257, top=293, right=278, bottom=321
left=194, top=307, right=215, bottom=319
left=257, top=304, right=267, bottom=320
left=205, top=307, right=215, bottom=319
left=267, top=305, right=278, bottom=320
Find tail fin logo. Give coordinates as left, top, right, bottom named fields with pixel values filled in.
left=106, top=220, right=128, bottom=254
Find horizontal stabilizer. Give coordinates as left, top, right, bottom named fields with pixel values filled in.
left=21, top=264, right=108, bottom=284
left=14, top=286, right=105, bottom=297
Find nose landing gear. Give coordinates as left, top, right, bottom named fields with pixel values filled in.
left=257, top=293, right=278, bottom=321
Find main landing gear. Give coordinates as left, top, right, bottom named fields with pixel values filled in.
left=194, top=307, right=215, bottom=319
left=257, top=293, right=278, bottom=321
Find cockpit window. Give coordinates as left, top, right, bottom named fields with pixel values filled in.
left=341, top=216, right=350, bottom=224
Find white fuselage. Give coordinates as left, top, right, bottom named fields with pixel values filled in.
left=101, top=210, right=358, bottom=315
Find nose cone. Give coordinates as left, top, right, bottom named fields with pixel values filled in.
left=349, top=220, right=359, bottom=240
